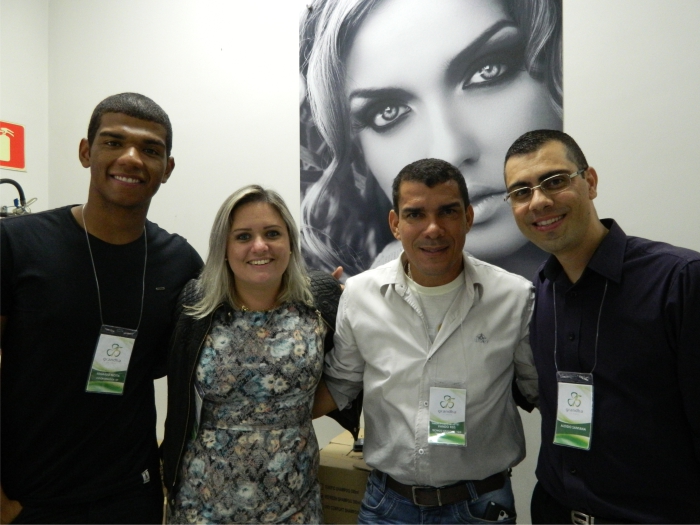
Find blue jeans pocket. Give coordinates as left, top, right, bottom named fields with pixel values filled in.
left=358, top=474, right=398, bottom=523
left=452, top=478, right=517, bottom=524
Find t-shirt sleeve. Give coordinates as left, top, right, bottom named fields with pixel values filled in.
left=152, top=239, right=202, bottom=379
left=1, top=220, right=15, bottom=316
left=188, top=243, right=204, bottom=276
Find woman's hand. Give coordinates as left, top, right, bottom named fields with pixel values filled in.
left=1, top=487, right=22, bottom=524
left=331, top=266, right=345, bottom=291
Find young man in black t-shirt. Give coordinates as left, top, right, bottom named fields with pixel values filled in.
left=1, top=93, right=203, bottom=524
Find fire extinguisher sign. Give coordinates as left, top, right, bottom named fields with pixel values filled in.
left=0, top=121, right=26, bottom=171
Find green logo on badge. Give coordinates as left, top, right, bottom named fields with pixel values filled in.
left=440, top=395, right=455, bottom=409
left=107, top=343, right=122, bottom=357
left=568, top=392, right=582, bottom=407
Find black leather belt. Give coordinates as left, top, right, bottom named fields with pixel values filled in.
left=384, top=471, right=506, bottom=507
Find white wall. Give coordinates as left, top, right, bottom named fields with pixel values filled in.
left=46, top=0, right=303, bottom=259
left=2, top=1, right=700, bottom=523
left=564, top=0, right=700, bottom=252
left=0, top=0, right=48, bottom=213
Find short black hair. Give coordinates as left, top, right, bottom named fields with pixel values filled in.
left=504, top=129, right=588, bottom=171
left=87, top=93, right=173, bottom=155
left=391, top=158, right=470, bottom=211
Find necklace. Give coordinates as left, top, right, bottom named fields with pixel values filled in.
left=236, top=290, right=279, bottom=312
left=232, top=304, right=276, bottom=354
left=239, top=303, right=276, bottom=313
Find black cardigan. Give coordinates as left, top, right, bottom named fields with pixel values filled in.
left=159, top=271, right=361, bottom=503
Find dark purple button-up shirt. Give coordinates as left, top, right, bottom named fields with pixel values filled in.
left=532, top=219, right=700, bottom=523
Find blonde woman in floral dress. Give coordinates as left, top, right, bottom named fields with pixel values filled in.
left=161, top=185, right=325, bottom=524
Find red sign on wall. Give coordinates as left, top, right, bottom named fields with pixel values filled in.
left=0, top=121, right=26, bottom=171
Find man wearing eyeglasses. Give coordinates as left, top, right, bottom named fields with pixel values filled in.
left=503, top=129, right=700, bottom=524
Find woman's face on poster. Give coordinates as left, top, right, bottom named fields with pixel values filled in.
left=344, top=0, right=561, bottom=260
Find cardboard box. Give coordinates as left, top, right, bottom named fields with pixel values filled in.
left=319, top=430, right=371, bottom=524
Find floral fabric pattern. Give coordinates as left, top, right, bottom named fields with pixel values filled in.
left=170, top=303, right=324, bottom=524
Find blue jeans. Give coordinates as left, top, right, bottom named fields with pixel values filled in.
left=358, top=470, right=517, bottom=524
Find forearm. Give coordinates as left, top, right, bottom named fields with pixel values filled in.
left=516, top=291, right=539, bottom=407
left=514, top=339, right=539, bottom=407
left=313, top=379, right=338, bottom=418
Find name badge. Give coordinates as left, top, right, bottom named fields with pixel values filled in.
left=554, top=371, right=594, bottom=450
left=428, top=387, right=466, bottom=446
left=85, top=325, right=136, bottom=395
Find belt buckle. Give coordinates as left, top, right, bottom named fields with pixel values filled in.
left=572, top=510, right=595, bottom=524
left=411, top=486, right=441, bottom=507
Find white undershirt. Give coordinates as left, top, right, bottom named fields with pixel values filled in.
left=406, top=269, right=465, bottom=343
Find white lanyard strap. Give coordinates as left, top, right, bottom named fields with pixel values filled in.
left=81, top=204, right=147, bottom=331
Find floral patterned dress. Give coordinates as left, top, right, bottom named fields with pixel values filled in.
left=170, top=303, right=325, bottom=524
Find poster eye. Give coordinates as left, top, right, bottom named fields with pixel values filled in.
left=371, top=104, right=411, bottom=129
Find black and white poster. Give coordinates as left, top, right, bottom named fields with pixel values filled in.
left=300, top=0, right=562, bottom=279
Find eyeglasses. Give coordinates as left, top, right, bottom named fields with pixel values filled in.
left=504, top=169, right=587, bottom=207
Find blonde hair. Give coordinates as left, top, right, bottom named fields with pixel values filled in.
left=187, top=185, right=313, bottom=318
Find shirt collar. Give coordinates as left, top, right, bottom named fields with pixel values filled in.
left=384, top=252, right=482, bottom=300
left=539, top=218, right=626, bottom=284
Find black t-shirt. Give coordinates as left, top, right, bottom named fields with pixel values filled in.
left=1, top=205, right=203, bottom=506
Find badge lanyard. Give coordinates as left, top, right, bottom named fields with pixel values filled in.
left=81, top=204, right=147, bottom=395
left=410, top=264, right=468, bottom=447
left=552, top=279, right=608, bottom=450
